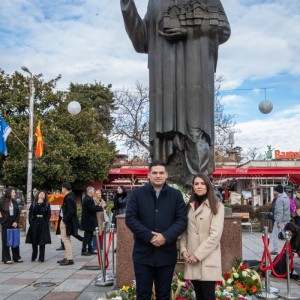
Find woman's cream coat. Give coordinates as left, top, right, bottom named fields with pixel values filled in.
left=180, top=200, right=224, bottom=281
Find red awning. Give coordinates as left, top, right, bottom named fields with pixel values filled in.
left=212, top=167, right=300, bottom=185
left=109, top=168, right=148, bottom=175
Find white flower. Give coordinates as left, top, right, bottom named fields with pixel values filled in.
left=227, top=278, right=233, bottom=284
left=242, top=271, right=248, bottom=277
left=233, top=272, right=239, bottom=278
left=252, top=275, right=257, bottom=281
left=226, top=286, right=233, bottom=292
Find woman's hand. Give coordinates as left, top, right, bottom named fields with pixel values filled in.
left=182, top=251, right=190, bottom=261
left=187, top=254, right=199, bottom=264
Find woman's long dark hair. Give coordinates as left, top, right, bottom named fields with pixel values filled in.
left=117, top=185, right=127, bottom=198
left=34, top=190, right=49, bottom=205
left=1, top=188, right=16, bottom=211
left=187, top=174, right=219, bottom=215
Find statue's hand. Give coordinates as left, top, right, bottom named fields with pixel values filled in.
left=158, top=28, right=187, bottom=41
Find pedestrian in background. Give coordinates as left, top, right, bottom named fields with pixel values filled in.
left=56, top=182, right=80, bottom=266
left=126, top=160, right=187, bottom=300
left=270, top=185, right=291, bottom=255
left=293, top=186, right=300, bottom=227
left=180, top=174, right=224, bottom=300
left=0, top=188, right=23, bottom=264
left=81, top=186, right=103, bottom=256
left=112, top=185, right=128, bottom=227
left=25, top=190, right=51, bottom=262
left=92, top=188, right=107, bottom=251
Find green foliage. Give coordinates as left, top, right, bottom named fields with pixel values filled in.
left=231, top=204, right=255, bottom=219
left=0, top=69, right=117, bottom=192
left=253, top=202, right=272, bottom=220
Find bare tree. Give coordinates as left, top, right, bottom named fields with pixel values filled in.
left=112, top=82, right=150, bottom=158
left=243, top=147, right=265, bottom=161
left=214, top=75, right=238, bottom=155
left=112, top=77, right=238, bottom=159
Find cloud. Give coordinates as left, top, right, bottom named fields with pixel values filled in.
left=235, top=106, right=300, bottom=152
left=0, top=0, right=299, bottom=153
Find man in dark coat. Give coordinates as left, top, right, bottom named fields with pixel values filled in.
left=81, top=186, right=103, bottom=255
left=56, top=182, right=79, bottom=266
left=125, top=160, right=187, bottom=300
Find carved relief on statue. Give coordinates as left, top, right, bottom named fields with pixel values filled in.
left=160, top=0, right=229, bottom=30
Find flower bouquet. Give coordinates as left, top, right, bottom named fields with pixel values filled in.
left=171, top=271, right=195, bottom=300
left=216, top=259, right=263, bottom=300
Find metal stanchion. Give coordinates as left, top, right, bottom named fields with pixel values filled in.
left=111, top=223, right=115, bottom=277
left=95, top=221, right=114, bottom=286
left=279, top=231, right=300, bottom=300
left=259, top=226, right=279, bottom=299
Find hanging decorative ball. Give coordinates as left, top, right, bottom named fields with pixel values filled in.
left=258, top=99, right=273, bottom=114
left=67, top=101, right=81, bottom=115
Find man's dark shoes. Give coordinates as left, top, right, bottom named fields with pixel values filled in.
left=56, top=246, right=65, bottom=251
left=81, top=252, right=91, bottom=256
left=57, top=258, right=67, bottom=264
left=60, top=259, right=74, bottom=266
left=88, top=250, right=97, bottom=255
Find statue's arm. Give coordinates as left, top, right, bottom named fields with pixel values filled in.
left=120, top=0, right=148, bottom=53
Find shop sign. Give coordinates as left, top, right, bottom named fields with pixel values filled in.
left=274, top=150, right=300, bottom=159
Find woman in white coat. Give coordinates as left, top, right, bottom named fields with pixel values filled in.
left=180, top=174, right=224, bottom=300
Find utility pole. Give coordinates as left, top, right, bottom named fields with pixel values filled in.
left=21, top=66, right=35, bottom=231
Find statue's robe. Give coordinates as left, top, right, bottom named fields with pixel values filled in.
left=121, top=0, right=230, bottom=175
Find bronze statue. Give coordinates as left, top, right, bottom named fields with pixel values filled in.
left=121, top=0, right=230, bottom=185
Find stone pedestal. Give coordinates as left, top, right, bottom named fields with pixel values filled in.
left=115, top=215, right=242, bottom=288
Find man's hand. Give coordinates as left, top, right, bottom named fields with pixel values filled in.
left=151, top=232, right=166, bottom=247
left=12, top=222, right=17, bottom=228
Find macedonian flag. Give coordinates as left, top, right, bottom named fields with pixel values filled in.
left=35, top=120, right=44, bottom=157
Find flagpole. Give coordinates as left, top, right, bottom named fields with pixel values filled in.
left=21, top=66, right=35, bottom=232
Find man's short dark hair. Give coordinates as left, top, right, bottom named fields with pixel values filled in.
left=149, top=160, right=166, bottom=171
left=62, top=182, right=72, bottom=191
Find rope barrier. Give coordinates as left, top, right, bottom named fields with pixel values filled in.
left=260, top=235, right=294, bottom=278
left=96, top=227, right=115, bottom=269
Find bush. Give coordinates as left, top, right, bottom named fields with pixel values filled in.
left=253, top=203, right=271, bottom=220
left=231, top=204, right=255, bottom=219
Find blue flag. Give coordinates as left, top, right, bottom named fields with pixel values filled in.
left=0, top=117, right=12, bottom=155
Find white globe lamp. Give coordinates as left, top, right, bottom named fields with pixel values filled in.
left=258, top=99, right=273, bottom=114
left=68, top=101, right=81, bottom=115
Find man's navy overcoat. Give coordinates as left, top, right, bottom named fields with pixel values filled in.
left=125, top=183, right=187, bottom=267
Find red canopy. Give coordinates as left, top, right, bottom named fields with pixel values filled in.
left=109, top=168, right=148, bottom=175
left=212, top=167, right=300, bottom=185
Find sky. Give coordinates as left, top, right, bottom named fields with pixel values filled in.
left=0, top=0, right=300, bottom=156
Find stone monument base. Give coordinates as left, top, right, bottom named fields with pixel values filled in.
left=115, top=215, right=242, bottom=288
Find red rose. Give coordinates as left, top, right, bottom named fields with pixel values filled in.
left=223, top=272, right=230, bottom=280
left=240, top=265, right=248, bottom=270
left=216, top=281, right=223, bottom=286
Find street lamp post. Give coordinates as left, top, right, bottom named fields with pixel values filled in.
left=21, top=66, right=35, bottom=231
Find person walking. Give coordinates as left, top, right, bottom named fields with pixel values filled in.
left=25, top=190, right=51, bottom=262
left=0, top=188, right=23, bottom=264
left=294, top=186, right=300, bottom=227
left=125, top=160, right=187, bottom=300
left=270, top=184, right=291, bottom=255
left=112, top=185, right=128, bottom=227
left=56, top=182, right=80, bottom=266
left=180, top=174, right=224, bottom=300
left=81, top=186, right=103, bottom=256
left=92, top=188, right=107, bottom=251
